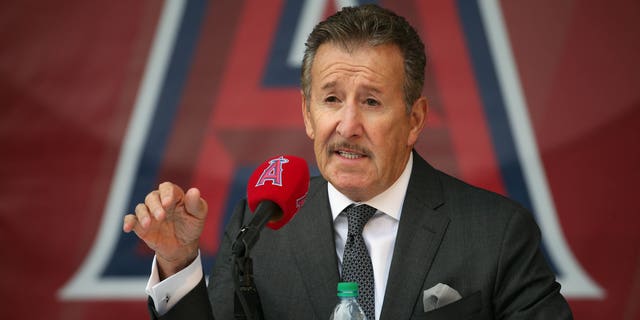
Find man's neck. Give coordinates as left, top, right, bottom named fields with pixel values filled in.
left=328, top=152, right=413, bottom=220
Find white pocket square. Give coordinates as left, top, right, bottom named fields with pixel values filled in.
left=423, top=283, right=463, bottom=312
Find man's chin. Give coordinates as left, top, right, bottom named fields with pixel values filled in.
left=329, top=177, right=374, bottom=201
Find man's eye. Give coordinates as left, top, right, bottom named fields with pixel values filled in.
left=325, top=96, right=339, bottom=103
left=365, top=98, right=380, bottom=106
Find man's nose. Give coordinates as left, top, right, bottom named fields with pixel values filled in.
left=336, top=102, right=363, bottom=138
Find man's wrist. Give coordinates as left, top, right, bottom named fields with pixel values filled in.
left=156, top=245, right=199, bottom=280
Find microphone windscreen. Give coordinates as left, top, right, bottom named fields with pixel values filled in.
left=246, top=155, right=310, bottom=229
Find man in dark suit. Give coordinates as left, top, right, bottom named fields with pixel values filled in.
left=123, top=4, right=572, bottom=319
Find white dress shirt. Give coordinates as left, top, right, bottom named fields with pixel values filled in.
left=147, top=154, right=413, bottom=320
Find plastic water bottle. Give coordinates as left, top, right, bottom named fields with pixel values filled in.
left=329, top=282, right=368, bottom=320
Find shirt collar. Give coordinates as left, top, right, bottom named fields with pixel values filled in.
left=328, top=152, right=413, bottom=221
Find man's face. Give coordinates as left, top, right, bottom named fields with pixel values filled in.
left=302, top=42, right=427, bottom=201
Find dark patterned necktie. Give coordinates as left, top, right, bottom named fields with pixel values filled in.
left=341, top=204, right=376, bottom=320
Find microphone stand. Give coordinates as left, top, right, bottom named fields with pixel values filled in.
left=231, top=201, right=279, bottom=320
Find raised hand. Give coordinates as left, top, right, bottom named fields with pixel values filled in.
left=123, top=182, right=208, bottom=279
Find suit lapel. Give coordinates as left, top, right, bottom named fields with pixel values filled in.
left=380, top=153, right=450, bottom=320
left=287, top=178, right=340, bottom=319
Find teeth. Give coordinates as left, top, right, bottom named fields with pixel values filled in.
left=338, top=151, right=363, bottom=159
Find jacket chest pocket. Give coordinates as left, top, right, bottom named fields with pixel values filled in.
left=412, top=291, right=483, bottom=320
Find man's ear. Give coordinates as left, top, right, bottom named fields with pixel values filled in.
left=301, top=91, right=315, bottom=139
left=407, top=96, right=428, bottom=146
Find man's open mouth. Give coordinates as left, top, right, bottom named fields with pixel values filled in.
left=336, top=150, right=365, bottom=159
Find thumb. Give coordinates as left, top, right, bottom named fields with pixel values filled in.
left=184, top=187, right=207, bottom=220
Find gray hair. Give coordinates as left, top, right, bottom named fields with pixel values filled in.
left=301, top=4, right=426, bottom=112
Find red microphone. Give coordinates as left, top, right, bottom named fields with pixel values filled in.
left=233, top=155, right=309, bottom=256
left=247, top=155, right=309, bottom=229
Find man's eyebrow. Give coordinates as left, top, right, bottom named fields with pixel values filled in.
left=320, top=81, right=337, bottom=91
left=361, top=85, right=382, bottom=94
left=320, top=82, right=383, bottom=94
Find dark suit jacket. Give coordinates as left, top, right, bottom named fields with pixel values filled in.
left=151, top=152, right=572, bottom=319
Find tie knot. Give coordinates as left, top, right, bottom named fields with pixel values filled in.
left=345, top=204, right=376, bottom=233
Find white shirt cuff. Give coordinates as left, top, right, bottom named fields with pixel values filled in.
left=145, top=251, right=203, bottom=316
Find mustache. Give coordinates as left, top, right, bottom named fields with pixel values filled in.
left=328, top=142, right=372, bottom=157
